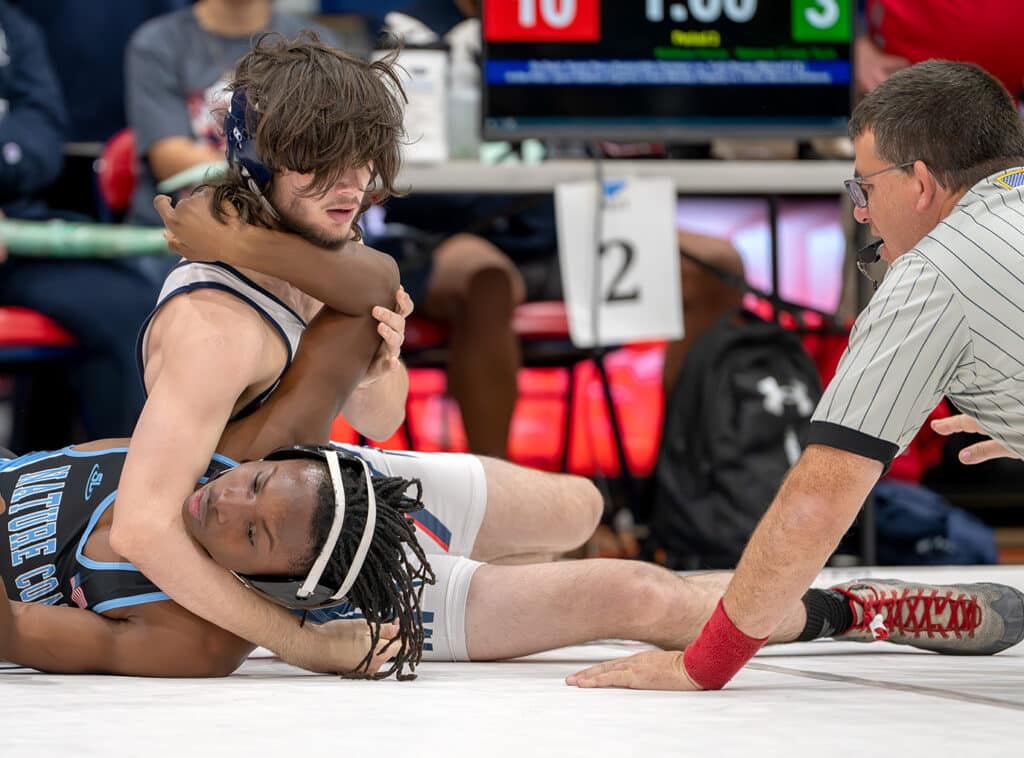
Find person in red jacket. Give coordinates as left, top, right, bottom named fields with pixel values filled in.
left=857, top=0, right=1024, bottom=100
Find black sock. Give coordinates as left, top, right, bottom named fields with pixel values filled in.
left=797, top=588, right=854, bottom=642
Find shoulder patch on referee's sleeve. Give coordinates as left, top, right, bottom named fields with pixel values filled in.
left=993, top=168, right=1024, bottom=189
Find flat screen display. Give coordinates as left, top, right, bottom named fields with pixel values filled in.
left=482, top=0, right=853, bottom=140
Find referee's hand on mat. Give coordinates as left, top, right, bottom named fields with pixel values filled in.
left=931, top=414, right=1022, bottom=464
left=566, top=650, right=701, bottom=691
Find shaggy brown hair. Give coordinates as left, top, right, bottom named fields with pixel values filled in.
left=205, top=31, right=407, bottom=239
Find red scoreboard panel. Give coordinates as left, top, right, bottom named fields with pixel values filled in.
left=484, top=0, right=601, bottom=43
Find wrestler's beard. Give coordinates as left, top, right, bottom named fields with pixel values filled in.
left=275, top=203, right=356, bottom=250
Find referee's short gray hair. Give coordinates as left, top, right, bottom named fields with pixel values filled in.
left=849, top=60, right=1024, bottom=192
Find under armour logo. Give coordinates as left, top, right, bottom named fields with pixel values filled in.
left=756, top=376, right=814, bottom=417
left=84, top=464, right=103, bottom=501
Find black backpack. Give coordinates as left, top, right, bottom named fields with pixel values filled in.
left=647, top=310, right=822, bottom=569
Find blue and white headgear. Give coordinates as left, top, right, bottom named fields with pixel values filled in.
left=224, top=87, right=280, bottom=220
left=232, top=445, right=378, bottom=610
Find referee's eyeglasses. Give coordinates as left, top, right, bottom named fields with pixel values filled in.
left=843, top=161, right=919, bottom=208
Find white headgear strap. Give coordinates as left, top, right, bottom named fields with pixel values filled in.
left=295, top=450, right=377, bottom=601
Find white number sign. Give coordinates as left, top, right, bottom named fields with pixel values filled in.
left=555, top=176, right=683, bottom=348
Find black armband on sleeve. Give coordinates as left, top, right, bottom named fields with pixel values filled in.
left=807, top=421, right=899, bottom=466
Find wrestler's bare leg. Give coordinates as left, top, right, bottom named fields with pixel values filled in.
left=464, top=563, right=804, bottom=660
left=470, top=457, right=603, bottom=564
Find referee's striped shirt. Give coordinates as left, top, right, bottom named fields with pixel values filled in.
left=809, top=167, right=1024, bottom=465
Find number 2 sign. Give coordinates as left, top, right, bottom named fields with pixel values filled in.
left=484, top=0, right=601, bottom=43
left=555, top=177, right=683, bottom=348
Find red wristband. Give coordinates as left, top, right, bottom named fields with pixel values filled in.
left=683, top=599, right=768, bottom=690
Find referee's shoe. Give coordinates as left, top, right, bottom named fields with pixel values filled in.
left=831, top=579, right=1024, bottom=655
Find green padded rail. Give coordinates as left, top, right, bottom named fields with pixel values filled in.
left=0, top=219, right=168, bottom=257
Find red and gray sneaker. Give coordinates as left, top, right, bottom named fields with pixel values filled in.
left=831, top=579, right=1024, bottom=655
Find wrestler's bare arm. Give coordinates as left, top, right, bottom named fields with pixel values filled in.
left=338, top=362, right=409, bottom=440
left=218, top=304, right=383, bottom=460
left=0, top=593, right=251, bottom=676
left=157, top=193, right=401, bottom=317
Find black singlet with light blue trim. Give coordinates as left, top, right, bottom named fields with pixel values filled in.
left=0, top=446, right=235, bottom=614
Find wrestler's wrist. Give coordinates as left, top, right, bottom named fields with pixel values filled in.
left=223, top=222, right=256, bottom=265
left=682, top=598, right=767, bottom=691
left=274, top=623, right=320, bottom=671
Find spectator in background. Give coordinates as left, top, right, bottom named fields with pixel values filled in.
left=16, top=0, right=189, bottom=145
left=0, top=4, right=63, bottom=222
left=125, top=0, right=341, bottom=229
left=12, top=1, right=189, bottom=218
left=0, top=2, right=163, bottom=445
left=856, top=0, right=1024, bottom=98
left=334, top=0, right=467, bottom=38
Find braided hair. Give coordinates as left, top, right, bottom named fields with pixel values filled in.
left=304, top=461, right=435, bottom=681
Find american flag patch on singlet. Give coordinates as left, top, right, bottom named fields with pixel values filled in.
left=70, top=573, right=87, bottom=609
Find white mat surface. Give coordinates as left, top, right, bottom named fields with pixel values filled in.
left=3, top=565, right=1022, bottom=757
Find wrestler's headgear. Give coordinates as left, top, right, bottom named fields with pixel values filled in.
left=232, top=445, right=377, bottom=610
left=223, top=88, right=279, bottom=219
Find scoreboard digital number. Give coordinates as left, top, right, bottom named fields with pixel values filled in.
left=484, top=0, right=601, bottom=43
left=484, top=0, right=850, bottom=44
left=645, top=0, right=850, bottom=41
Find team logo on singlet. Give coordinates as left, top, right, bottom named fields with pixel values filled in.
left=994, top=168, right=1024, bottom=190
left=84, top=464, right=103, bottom=501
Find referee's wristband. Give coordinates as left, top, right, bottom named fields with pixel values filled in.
left=683, top=599, right=768, bottom=690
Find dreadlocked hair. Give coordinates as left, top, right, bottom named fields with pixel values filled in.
left=305, top=463, right=435, bottom=681
left=201, top=30, right=409, bottom=239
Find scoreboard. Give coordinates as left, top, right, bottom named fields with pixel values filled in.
left=482, top=0, right=853, bottom=140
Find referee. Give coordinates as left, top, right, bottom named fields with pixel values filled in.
left=568, top=59, right=1024, bottom=690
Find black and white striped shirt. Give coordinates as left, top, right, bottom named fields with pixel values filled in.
left=810, top=167, right=1024, bottom=465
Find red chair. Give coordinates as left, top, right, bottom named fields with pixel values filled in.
left=0, top=307, right=76, bottom=365
left=95, top=128, right=138, bottom=216
left=0, top=307, right=78, bottom=452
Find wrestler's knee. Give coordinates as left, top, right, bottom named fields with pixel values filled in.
left=563, top=474, right=603, bottom=547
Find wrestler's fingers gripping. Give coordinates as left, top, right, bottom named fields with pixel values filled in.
left=380, top=325, right=402, bottom=356
left=397, top=286, right=415, bottom=317
left=153, top=194, right=176, bottom=226
left=365, top=624, right=402, bottom=673
left=372, top=305, right=403, bottom=332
